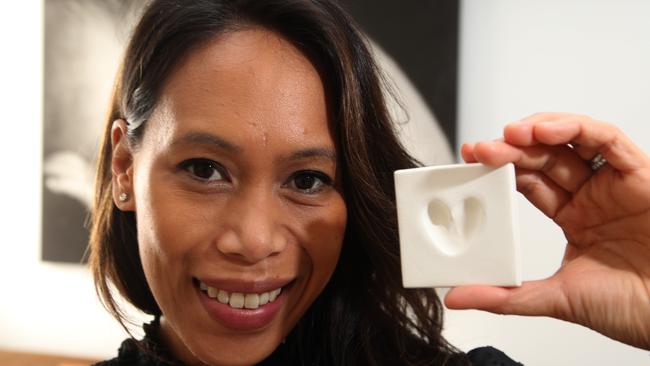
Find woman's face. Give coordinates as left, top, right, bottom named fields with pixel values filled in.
left=123, top=28, right=347, bottom=365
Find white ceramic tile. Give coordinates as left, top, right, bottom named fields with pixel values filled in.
left=394, top=163, right=521, bottom=288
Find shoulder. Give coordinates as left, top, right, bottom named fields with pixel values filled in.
left=467, top=346, right=523, bottom=366
left=93, top=338, right=142, bottom=366
left=94, top=338, right=167, bottom=366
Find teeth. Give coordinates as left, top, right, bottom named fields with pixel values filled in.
left=199, top=281, right=282, bottom=310
left=244, top=294, right=260, bottom=309
left=259, top=292, right=270, bottom=305
left=229, top=293, right=245, bottom=309
left=269, top=288, right=281, bottom=301
left=217, top=290, right=229, bottom=304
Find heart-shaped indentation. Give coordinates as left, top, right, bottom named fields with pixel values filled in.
left=426, top=197, right=485, bottom=255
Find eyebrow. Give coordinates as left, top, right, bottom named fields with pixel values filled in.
left=172, top=132, right=337, bottom=163
left=287, top=147, right=337, bottom=164
left=172, top=132, right=242, bottom=153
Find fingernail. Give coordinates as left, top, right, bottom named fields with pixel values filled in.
left=505, top=120, right=531, bottom=130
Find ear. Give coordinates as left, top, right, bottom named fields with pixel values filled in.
left=111, top=119, right=136, bottom=211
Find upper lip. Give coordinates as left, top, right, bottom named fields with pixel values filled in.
left=195, top=277, right=294, bottom=294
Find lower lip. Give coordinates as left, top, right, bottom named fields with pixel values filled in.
left=196, top=284, right=288, bottom=331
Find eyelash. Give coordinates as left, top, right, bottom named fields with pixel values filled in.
left=179, top=159, right=332, bottom=195
left=285, top=170, right=333, bottom=194
left=179, top=158, right=228, bottom=183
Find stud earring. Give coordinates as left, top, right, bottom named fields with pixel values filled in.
left=119, top=192, right=129, bottom=202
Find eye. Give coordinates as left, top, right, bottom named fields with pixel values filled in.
left=287, top=170, right=332, bottom=194
left=179, top=158, right=227, bottom=182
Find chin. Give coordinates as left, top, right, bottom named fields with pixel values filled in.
left=185, top=331, right=284, bottom=366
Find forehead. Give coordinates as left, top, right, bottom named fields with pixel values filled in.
left=148, top=27, right=332, bottom=149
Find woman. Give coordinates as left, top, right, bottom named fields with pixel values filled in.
left=89, top=0, right=650, bottom=365
left=91, top=1, right=464, bottom=365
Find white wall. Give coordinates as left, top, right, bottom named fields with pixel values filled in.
left=2, top=0, right=649, bottom=364
left=0, top=0, right=145, bottom=360
left=445, top=0, right=650, bottom=364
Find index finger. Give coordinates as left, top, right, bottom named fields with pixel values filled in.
left=504, top=114, right=649, bottom=173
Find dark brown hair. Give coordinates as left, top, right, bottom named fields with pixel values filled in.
left=90, top=0, right=467, bottom=364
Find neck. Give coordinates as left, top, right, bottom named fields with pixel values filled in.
left=159, top=316, right=208, bottom=366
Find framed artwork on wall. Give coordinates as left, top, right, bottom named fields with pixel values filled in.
left=42, top=0, right=144, bottom=262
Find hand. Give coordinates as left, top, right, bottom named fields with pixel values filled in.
left=445, top=112, right=650, bottom=350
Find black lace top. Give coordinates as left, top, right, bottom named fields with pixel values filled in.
left=94, top=319, right=182, bottom=366
left=95, top=319, right=522, bottom=366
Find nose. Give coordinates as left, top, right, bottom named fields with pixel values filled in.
left=215, top=187, right=288, bottom=264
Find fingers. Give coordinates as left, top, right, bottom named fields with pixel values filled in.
left=462, top=113, right=649, bottom=218
left=462, top=138, right=588, bottom=216
left=515, top=169, right=570, bottom=218
left=462, top=141, right=578, bottom=218
left=469, top=141, right=592, bottom=193
left=460, top=143, right=478, bottom=163
left=572, top=144, right=600, bottom=161
left=444, top=278, right=565, bottom=319
left=504, top=113, right=649, bottom=173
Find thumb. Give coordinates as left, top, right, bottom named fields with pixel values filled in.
left=444, top=278, right=565, bottom=318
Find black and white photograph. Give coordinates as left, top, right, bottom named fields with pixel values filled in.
left=42, top=0, right=145, bottom=262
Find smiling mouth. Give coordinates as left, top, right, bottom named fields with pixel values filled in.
left=194, top=279, right=284, bottom=310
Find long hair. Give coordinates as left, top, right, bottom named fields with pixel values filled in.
left=89, top=1, right=467, bottom=365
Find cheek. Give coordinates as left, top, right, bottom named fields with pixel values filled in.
left=300, top=198, right=347, bottom=282
left=134, top=175, right=178, bottom=303
left=132, top=161, right=209, bottom=302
